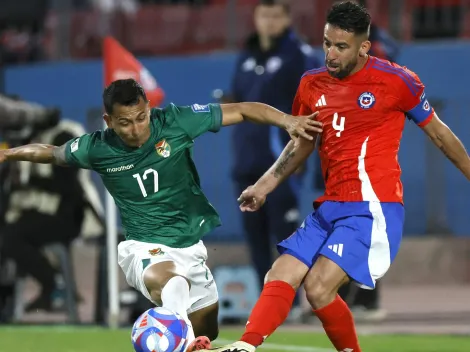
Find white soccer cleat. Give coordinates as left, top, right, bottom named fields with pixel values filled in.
left=199, top=341, right=256, bottom=352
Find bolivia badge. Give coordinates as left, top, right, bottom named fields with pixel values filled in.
left=155, top=139, right=171, bottom=158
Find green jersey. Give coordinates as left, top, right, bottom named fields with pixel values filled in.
left=65, top=103, right=222, bottom=247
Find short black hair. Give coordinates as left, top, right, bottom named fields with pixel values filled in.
left=326, top=1, right=371, bottom=36
left=103, top=79, right=148, bottom=115
left=257, top=0, right=290, bottom=14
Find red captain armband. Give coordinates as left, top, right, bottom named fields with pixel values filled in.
left=406, top=91, right=434, bottom=127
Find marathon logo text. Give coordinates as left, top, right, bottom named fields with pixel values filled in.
left=107, top=164, right=135, bottom=173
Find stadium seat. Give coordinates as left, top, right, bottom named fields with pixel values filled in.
left=124, top=5, right=191, bottom=56
left=402, top=0, right=467, bottom=40
left=460, top=0, right=470, bottom=38
left=188, top=5, right=227, bottom=52
left=290, top=1, right=319, bottom=45
left=208, top=0, right=257, bottom=4
left=69, top=11, right=104, bottom=59
left=233, top=4, right=257, bottom=47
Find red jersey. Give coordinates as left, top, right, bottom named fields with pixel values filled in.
left=294, top=56, right=434, bottom=205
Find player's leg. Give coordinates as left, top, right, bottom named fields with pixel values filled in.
left=185, top=305, right=218, bottom=351
left=200, top=212, right=329, bottom=352
left=304, top=256, right=359, bottom=351
left=239, top=254, right=308, bottom=347
left=117, top=241, right=204, bottom=349
left=143, top=261, right=210, bottom=351
left=174, top=240, right=219, bottom=350
left=188, top=302, right=219, bottom=341
left=304, top=201, right=404, bottom=352
left=183, top=242, right=219, bottom=342
left=143, top=261, right=192, bottom=319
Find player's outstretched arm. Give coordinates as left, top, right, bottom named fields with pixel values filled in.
left=220, top=103, right=322, bottom=141
left=238, top=135, right=316, bottom=212
left=261, top=136, right=317, bottom=190
left=422, top=113, right=470, bottom=180
left=0, top=143, right=68, bottom=166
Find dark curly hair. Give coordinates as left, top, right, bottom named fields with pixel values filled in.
left=103, top=79, right=148, bottom=115
left=326, top=1, right=371, bottom=36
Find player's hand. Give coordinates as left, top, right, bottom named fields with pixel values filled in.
left=237, top=185, right=267, bottom=212
left=284, top=112, right=321, bottom=142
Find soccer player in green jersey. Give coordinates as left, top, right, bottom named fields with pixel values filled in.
left=0, top=79, right=322, bottom=351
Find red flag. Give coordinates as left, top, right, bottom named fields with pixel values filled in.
left=103, top=36, right=165, bottom=107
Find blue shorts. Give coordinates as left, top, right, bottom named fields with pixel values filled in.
left=277, top=201, right=404, bottom=289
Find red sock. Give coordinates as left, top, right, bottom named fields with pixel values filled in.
left=240, top=280, right=296, bottom=347
left=314, top=295, right=361, bottom=352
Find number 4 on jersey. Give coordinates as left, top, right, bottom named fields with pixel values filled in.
left=133, top=168, right=159, bottom=198
left=332, top=112, right=346, bottom=137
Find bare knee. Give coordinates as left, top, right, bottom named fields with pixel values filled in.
left=143, top=261, right=188, bottom=305
left=304, top=272, right=335, bottom=309
left=304, top=256, right=349, bottom=309
left=264, top=254, right=309, bottom=291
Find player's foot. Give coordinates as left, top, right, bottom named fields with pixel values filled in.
left=198, top=341, right=256, bottom=352
left=186, top=336, right=211, bottom=351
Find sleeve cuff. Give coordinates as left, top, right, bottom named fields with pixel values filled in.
left=64, top=140, right=73, bottom=165
left=210, top=104, right=223, bottom=132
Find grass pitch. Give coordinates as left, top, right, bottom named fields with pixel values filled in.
left=0, top=326, right=468, bottom=352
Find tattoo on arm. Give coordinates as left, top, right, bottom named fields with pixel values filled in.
left=52, top=144, right=68, bottom=165
left=272, top=149, right=296, bottom=178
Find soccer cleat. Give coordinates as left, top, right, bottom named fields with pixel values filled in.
left=186, top=336, right=212, bottom=351
left=198, top=341, right=256, bottom=352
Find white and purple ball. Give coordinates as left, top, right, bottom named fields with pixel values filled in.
left=132, top=307, right=189, bottom=352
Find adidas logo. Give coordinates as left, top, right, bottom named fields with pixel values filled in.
left=315, top=94, right=327, bottom=107
left=327, top=243, right=344, bottom=257
left=138, top=316, right=148, bottom=328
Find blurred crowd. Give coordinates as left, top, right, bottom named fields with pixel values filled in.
left=1, top=0, right=469, bottom=65
left=0, top=94, right=104, bottom=322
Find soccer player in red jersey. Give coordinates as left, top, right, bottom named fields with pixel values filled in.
left=203, top=2, right=470, bottom=352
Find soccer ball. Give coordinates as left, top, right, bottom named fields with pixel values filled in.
left=131, top=307, right=189, bottom=352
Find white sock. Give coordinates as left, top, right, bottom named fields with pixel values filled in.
left=161, top=276, right=195, bottom=342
